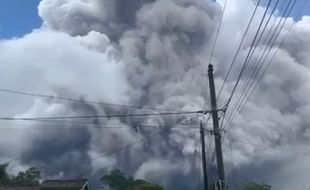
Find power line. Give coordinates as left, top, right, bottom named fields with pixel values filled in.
left=236, top=0, right=281, bottom=81
left=216, top=0, right=263, bottom=100
left=93, top=116, right=200, bottom=157
left=255, top=0, right=307, bottom=78
left=222, top=0, right=278, bottom=130
left=226, top=0, right=273, bottom=106
left=230, top=139, right=310, bottom=156
left=218, top=0, right=294, bottom=151
left=0, top=88, right=186, bottom=112
left=0, top=110, right=209, bottom=121
left=208, top=0, right=228, bottom=65
left=223, top=0, right=301, bottom=132
left=0, top=122, right=201, bottom=129
left=229, top=1, right=302, bottom=128
left=2, top=117, right=201, bottom=167
left=221, top=0, right=307, bottom=143
left=223, top=0, right=291, bottom=129
left=105, top=129, right=166, bottom=156
left=0, top=113, right=201, bottom=129
left=0, top=114, right=202, bottom=128
left=203, top=0, right=228, bottom=111
left=227, top=0, right=287, bottom=110
left=207, top=0, right=263, bottom=128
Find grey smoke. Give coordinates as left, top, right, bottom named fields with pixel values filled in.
left=1, top=0, right=310, bottom=190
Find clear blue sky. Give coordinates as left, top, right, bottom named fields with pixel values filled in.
left=0, top=0, right=309, bottom=39
left=257, top=0, right=310, bottom=20
left=0, top=0, right=42, bottom=39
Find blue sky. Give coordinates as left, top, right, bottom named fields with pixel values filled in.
left=260, top=0, right=310, bottom=20
left=0, top=0, right=42, bottom=39
left=0, top=0, right=309, bottom=39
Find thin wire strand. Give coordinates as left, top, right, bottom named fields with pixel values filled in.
left=210, top=0, right=273, bottom=168
left=203, top=0, right=228, bottom=111
left=105, top=129, right=166, bottom=156
left=231, top=139, right=310, bottom=156
left=0, top=88, right=187, bottom=112
left=0, top=111, right=205, bottom=121
left=222, top=0, right=308, bottom=146
left=216, top=0, right=263, bottom=100
left=208, top=0, right=228, bottom=65
left=226, top=0, right=273, bottom=105
left=230, top=0, right=281, bottom=107
left=95, top=116, right=200, bottom=157
left=0, top=123, right=201, bottom=129
left=223, top=0, right=293, bottom=130
left=223, top=0, right=300, bottom=132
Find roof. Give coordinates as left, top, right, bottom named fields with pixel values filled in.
left=0, top=187, right=39, bottom=190
left=41, top=179, right=88, bottom=188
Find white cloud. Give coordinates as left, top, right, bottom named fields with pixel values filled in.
left=0, top=29, right=128, bottom=116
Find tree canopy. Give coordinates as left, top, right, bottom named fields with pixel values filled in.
left=0, top=163, right=41, bottom=186
left=12, top=167, right=41, bottom=186
left=0, top=163, right=10, bottom=185
left=101, top=169, right=164, bottom=190
left=241, top=182, right=272, bottom=190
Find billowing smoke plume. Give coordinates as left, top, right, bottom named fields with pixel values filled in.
left=1, top=0, right=310, bottom=189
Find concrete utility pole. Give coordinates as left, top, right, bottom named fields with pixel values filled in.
left=208, top=64, right=226, bottom=190
left=200, top=121, right=209, bottom=190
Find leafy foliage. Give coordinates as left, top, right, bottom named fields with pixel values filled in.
left=101, top=169, right=164, bottom=190
left=127, top=179, right=163, bottom=190
left=241, top=182, right=272, bottom=190
left=101, top=169, right=130, bottom=190
left=0, top=163, right=10, bottom=185
left=13, top=167, right=41, bottom=186
left=0, top=163, right=41, bottom=186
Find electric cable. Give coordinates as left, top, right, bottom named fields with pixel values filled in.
left=0, top=88, right=187, bottom=112
left=223, top=0, right=294, bottom=129
left=93, top=116, right=200, bottom=157
left=208, top=0, right=228, bottom=65
left=0, top=110, right=207, bottom=121
left=223, top=0, right=301, bottom=132
left=226, top=0, right=273, bottom=106
left=216, top=0, right=263, bottom=100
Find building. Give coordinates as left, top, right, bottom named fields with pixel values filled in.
left=0, top=187, right=39, bottom=190
left=40, top=179, right=89, bottom=190
left=0, top=179, right=89, bottom=190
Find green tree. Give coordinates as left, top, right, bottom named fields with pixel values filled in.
left=101, top=169, right=164, bottom=190
left=24, top=167, right=41, bottom=185
left=0, top=163, right=10, bottom=185
left=241, top=182, right=271, bottom=190
left=12, top=167, right=41, bottom=186
left=101, top=169, right=129, bottom=190
left=127, top=179, right=163, bottom=190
